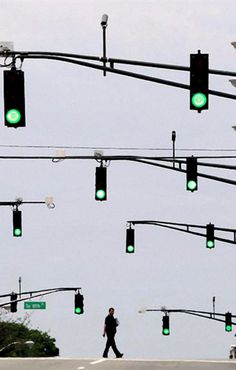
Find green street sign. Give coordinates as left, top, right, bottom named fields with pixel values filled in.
left=24, top=301, right=46, bottom=310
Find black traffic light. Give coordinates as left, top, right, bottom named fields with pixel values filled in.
left=13, top=209, right=22, bottom=237
left=95, top=166, right=107, bottom=201
left=225, top=312, right=232, bottom=332
left=206, top=223, right=215, bottom=249
left=74, top=292, right=84, bottom=314
left=186, top=157, right=198, bottom=192
left=4, top=68, right=26, bottom=127
left=10, top=293, right=18, bottom=313
left=162, top=314, right=170, bottom=335
left=126, top=227, right=135, bottom=253
left=190, top=51, right=209, bottom=112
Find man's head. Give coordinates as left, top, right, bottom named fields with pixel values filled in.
left=108, top=307, right=114, bottom=315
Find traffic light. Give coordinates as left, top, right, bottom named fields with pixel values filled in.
left=162, top=314, right=170, bottom=335
left=190, top=51, right=209, bottom=112
left=10, top=293, right=18, bottom=313
left=126, top=227, right=135, bottom=253
left=95, top=166, right=107, bottom=201
left=186, top=157, right=198, bottom=192
left=225, top=312, right=232, bottom=332
left=4, top=68, right=26, bottom=127
left=74, top=292, right=84, bottom=314
left=206, top=223, right=215, bottom=249
left=13, top=209, right=22, bottom=237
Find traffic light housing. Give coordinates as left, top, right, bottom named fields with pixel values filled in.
left=13, top=209, right=22, bottom=237
left=74, top=292, right=84, bottom=314
left=225, top=312, right=232, bottom=332
left=186, top=157, right=198, bottom=192
left=10, top=293, right=18, bottom=313
left=162, top=314, right=170, bottom=335
left=126, top=227, right=135, bottom=253
left=190, top=51, right=209, bottom=112
left=95, top=166, right=107, bottom=201
left=206, top=223, right=215, bottom=249
left=4, top=68, right=26, bottom=127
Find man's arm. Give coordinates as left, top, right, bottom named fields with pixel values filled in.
left=103, top=324, right=106, bottom=337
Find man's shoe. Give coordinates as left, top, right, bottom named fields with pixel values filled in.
left=103, top=355, right=108, bottom=358
left=116, top=353, right=123, bottom=358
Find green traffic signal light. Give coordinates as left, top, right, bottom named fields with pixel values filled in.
left=206, top=240, right=214, bottom=249
left=187, top=180, right=197, bottom=191
left=96, top=189, right=106, bottom=200
left=191, top=93, right=207, bottom=109
left=6, top=109, right=22, bottom=124
left=162, top=327, right=170, bottom=335
left=75, top=307, right=82, bottom=314
left=14, top=228, right=22, bottom=237
left=127, top=245, right=135, bottom=253
left=226, top=324, right=232, bottom=332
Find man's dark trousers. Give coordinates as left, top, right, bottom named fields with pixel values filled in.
left=103, top=333, right=121, bottom=357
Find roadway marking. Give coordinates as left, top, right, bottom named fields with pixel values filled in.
left=90, top=359, right=107, bottom=365
left=77, top=367, right=85, bottom=369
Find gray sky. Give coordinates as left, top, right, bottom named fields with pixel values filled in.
left=0, top=0, right=236, bottom=360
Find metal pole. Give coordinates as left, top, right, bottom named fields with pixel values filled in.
left=172, top=131, right=176, bottom=168
left=18, top=277, right=22, bottom=299
left=103, top=27, right=107, bottom=76
left=101, top=14, right=108, bottom=76
left=213, top=296, right=216, bottom=319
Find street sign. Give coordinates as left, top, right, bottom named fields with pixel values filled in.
left=24, top=301, right=46, bottom=310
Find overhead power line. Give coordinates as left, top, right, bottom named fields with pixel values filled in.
left=0, top=144, right=236, bottom=153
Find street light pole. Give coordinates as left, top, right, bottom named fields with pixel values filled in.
left=101, top=14, right=108, bottom=76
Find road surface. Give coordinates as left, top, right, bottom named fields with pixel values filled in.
left=0, top=358, right=236, bottom=370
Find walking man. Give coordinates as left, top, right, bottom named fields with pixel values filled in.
left=102, top=307, right=123, bottom=358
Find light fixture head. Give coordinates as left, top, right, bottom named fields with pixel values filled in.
left=229, top=79, right=236, bottom=87
left=101, top=14, right=108, bottom=27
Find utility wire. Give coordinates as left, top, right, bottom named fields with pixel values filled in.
left=0, top=144, right=236, bottom=153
